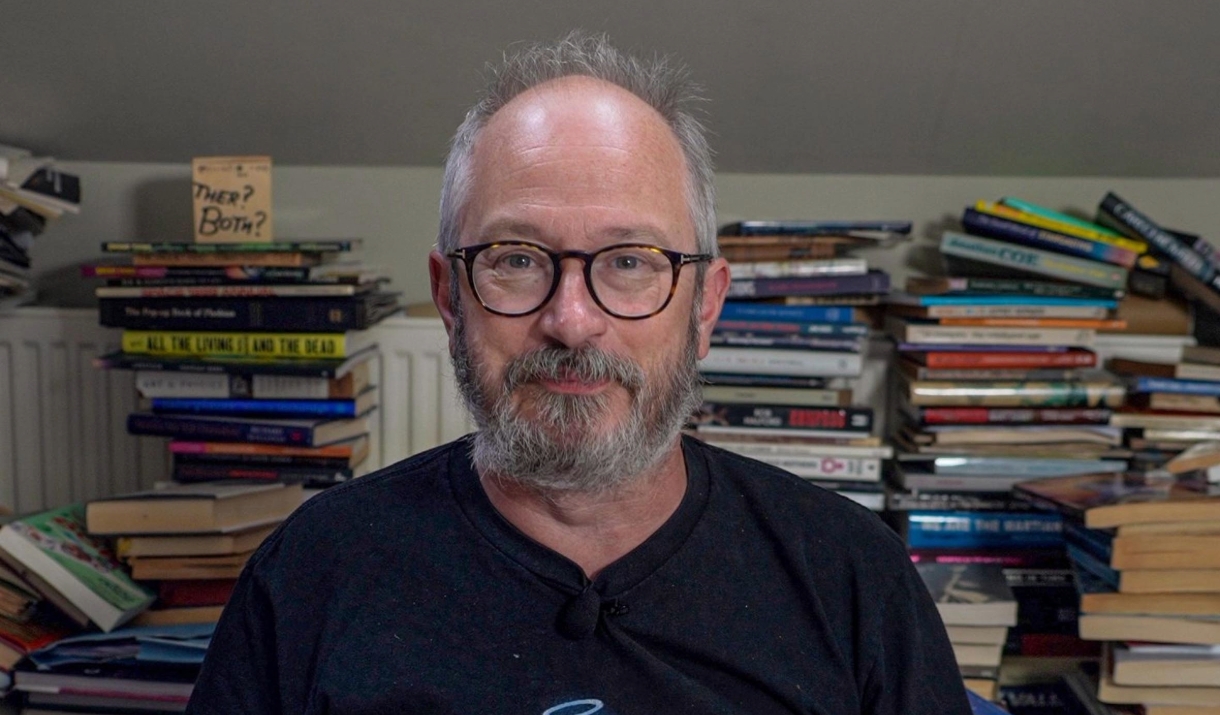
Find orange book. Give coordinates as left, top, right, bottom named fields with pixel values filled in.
left=935, top=318, right=1128, bottom=330
left=917, top=350, right=1097, bottom=369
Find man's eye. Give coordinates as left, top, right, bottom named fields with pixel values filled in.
left=500, top=253, right=536, bottom=270
left=611, top=255, right=642, bottom=270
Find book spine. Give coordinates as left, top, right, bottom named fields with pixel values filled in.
left=126, top=413, right=313, bottom=445
left=135, top=371, right=234, bottom=398
left=714, top=319, right=868, bottom=336
left=99, top=296, right=376, bottom=331
left=907, top=548, right=1062, bottom=567
left=718, top=302, right=863, bottom=323
left=151, top=397, right=357, bottom=418
left=962, top=209, right=1138, bottom=268
left=1132, top=376, right=1220, bottom=397
left=696, top=403, right=873, bottom=432
left=1098, top=193, right=1220, bottom=292
left=699, top=348, right=863, bottom=377
left=82, top=265, right=315, bottom=281
left=726, top=257, right=867, bottom=278
left=922, top=351, right=1096, bottom=369
left=726, top=271, right=890, bottom=299
left=96, top=284, right=358, bottom=298
left=907, top=381, right=1125, bottom=408
left=913, top=305, right=1109, bottom=319
left=905, top=511, right=1064, bottom=550
left=121, top=331, right=351, bottom=359
left=102, top=240, right=359, bottom=253
left=940, top=231, right=1128, bottom=289
left=751, top=455, right=880, bottom=481
left=898, top=323, right=1095, bottom=347
left=172, top=461, right=350, bottom=485
left=922, top=277, right=1122, bottom=299
left=172, top=451, right=350, bottom=468
left=976, top=200, right=1145, bottom=252
left=709, top=332, right=862, bottom=352
left=891, top=492, right=1036, bottom=512
left=914, top=407, right=1113, bottom=425
left=132, top=253, right=313, bottom=267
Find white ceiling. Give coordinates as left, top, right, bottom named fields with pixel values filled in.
left=4, top=0, right=1219, bottom=176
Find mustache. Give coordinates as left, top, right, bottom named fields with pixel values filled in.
left=501, top=346, right=646, bottom=393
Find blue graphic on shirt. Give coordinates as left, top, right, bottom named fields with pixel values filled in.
left=542, top=699, right=606, bottom=715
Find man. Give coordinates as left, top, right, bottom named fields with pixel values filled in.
left=188, top=33, right=971, bottom=714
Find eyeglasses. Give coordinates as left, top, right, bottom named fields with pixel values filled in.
left=447, top=241, right=713, bottom=319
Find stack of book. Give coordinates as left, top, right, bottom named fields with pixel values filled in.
left=1106, top=347, right=1220, bottom=478
left=85, top=482, right=302, bottom=626
left=692, top=219, right=907, bottom=510
left=9, top=621, right=211, bottom=712
left=87, top=239, right=398, bottom=490
left=0, top=146, right=83, bottom=307
left=1015, top=472, right=1220, bottom=711
left=917, top=561, right=1019, bottom=701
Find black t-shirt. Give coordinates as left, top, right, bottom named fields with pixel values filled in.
left=186, top=436, right=970, bottom=715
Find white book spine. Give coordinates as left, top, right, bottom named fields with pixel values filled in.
left=135, top=371, right=231, bottom=398
left=699, top=348, right=862, bottom=377
left=251, top=375, right=331, bottom=399
left=754, top=455, right=881, bottom=482
left=901, top=324, right=1096, bottom=347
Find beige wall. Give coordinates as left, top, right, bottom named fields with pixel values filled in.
left=27, top=161, right=1220, bottom=308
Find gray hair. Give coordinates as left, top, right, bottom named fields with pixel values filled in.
left=437, top=31, right=717, bottom=256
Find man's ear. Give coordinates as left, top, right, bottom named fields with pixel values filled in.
left=695, top=257, right=730, bottom=359
left=429, top=249, right=458, bottom=356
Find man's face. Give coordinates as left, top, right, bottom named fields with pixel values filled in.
left=431, top=76, right=728, bottom=493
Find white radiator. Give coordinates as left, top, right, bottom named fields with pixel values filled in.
left=0, top=308, right=472, bottom=515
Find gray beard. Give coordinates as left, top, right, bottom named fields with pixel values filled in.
left=451, top=294, right=703, bottom=495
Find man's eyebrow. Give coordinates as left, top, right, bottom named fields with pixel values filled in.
left=475, top=221, right=672, bottom=247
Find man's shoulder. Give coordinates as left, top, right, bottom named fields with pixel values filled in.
left=686, top=436, right=907, bottom=561
left=249, top=437, right=469, bottom=566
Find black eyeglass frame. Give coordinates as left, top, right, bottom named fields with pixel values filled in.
left=446, top=240, right=714, bottom=320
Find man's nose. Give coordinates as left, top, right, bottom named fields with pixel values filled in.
left=537, top=259, right=609, bottom=348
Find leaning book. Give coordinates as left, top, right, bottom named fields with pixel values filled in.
left=0, top=505, right=154, bottom=632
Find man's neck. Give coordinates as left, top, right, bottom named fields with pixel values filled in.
left=479, top=443, right=688, bottom=580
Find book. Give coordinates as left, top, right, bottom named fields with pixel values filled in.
left=101, top=239, right=362, bottom=253
left=0, top=611, right=75, bottom=672
left=905, top=511, right=1064, bottom=551
left=725, top=270, right=890, bottom=299
left=116, top=524, right=278, bottom=558
left=1128, top=376, right=1220, bottom=397
left=99, top=291, right=401, bottom=331
left=909, top=406, right=1112, bottom=426
left=905, top=425, right=1121, bottom=447
left=1112, top=644, right=1220, bottom=688
left=709, top=332, right=862, bottom=353
left=700, top=384, right=852, bottom=408
left=127, top=551, right=254, bottom=581
left=915, top=562, right=1018, bottom=626
left=718, top=219, right=913, bottom=236
left=1013, top=472, right=1220, bottom=529
left=81, top=263, right=386, bottom=284
left=887, top=292, right=1118, bottom=309
left=725, top=257, right=867, bottom=278
left=893, top=469, right=1047, bottom=495
left=898, top=361, right=1089, bottom=383
left=158, top=578, right=237, bottom=607
left=952, top=641, right=1005, bottom=668
left=171, top=460, right=357, bottom=486
left=1096, top=648, right=1220, bottom=707
left=1081, top=613, right=1220, bottom=646
left=940, top=231, right=1129, bottom=289
left=982, top=199, right=1144, bottom=250
left=1108, top=358, right=1220, bottom=382
left=126, top=412, right=370, bottom=447
left=150, top=387, right=378, bottom=419
left=718, top=302, right=866, bottom=323
left=1165, top=442, right=1220, bottom=474
left=714, top=319, right=869, bottom=337
left=886, top=316, right=1096, bottom=348
left=905, top=275, right=1124, bottom=300
left=718, top=242, right=839, bottom=263
left=1182, top=345, right=1220, bottom=366
left=934, top=317, right=1126, bottom=330
left=121, top=330, right=374, bottom=359
left=693, top=403, right=872, bottom=433
left=961, top=207, right=1140, bottom=268
left=168, top=436, right=369, bottom=469
left=86, top=482, right=302, bottom=535
left=95, top=345, right=377, bottom=377
left=908, top=349, right=1097, bottom=369
left=0, top=505, right=154, bottom=632
left=698, top=347, right=863, bottom=377
left=1098, top=193, right=1220, bottom=293
left=130, top=604, right=227, bottom=627
left=903, top=378, right=1126, bottom=408
left=887, top=302, right=1111, bottom=320
left=134, top=358, right=372, bottom=399
left=738, top=454, right=882, bottom=482
left=95, top=283, right=377, bottom=298
left=131, top=251, right=324, bottom=267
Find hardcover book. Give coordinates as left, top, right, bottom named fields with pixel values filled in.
left=0, top=505, right=154, bottom=632
left=126, top=412, right=370, bottom=447
left=99, top=291, right=401, bottom=331
left=86, top=482, right=302, bottom=535
left=120, top=330, right=375, bottom=360
left=940, top=231, right=1128, bottom=290
left=1013, top=472, right=1220, bottom=529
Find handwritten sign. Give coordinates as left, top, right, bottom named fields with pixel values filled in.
left=192, top=155, right=273, bottom=243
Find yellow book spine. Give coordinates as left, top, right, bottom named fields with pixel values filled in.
left=973, top=201, right=1148, bottom=254
left=121, top=331, right=350, bottom=358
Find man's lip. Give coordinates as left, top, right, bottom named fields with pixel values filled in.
left=536, top=376, right=610, bottom=395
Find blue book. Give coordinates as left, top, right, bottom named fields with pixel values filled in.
left=906, top=510, right=1064, bottom=550
left=967, top=690, right=1008, bottom=715
left=1131, top=376, right=1220, bottom=397
left=890, top=293, right=1118, bottom=309
left=1066, top=544, right=1120, bottom=591
left=126, top=412, right=369, bottom=447
left=151, top=388, right=376, bottom=418
left=962, top=208, right=1138, bottom=268
left=719, top=302, right=864, bottom=324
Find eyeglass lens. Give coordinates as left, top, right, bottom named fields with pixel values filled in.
left=470, top=243, right=675, bottom=317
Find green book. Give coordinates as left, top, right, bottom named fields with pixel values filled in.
left=0, top=504, right=154, bottom=632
